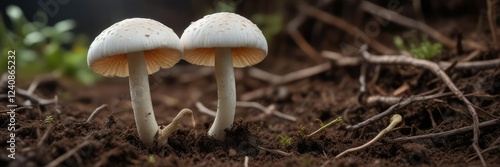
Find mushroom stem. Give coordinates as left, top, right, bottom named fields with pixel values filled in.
left=127, top=51, right=158, bottom=146
left=208, top=47, right=236, bottom=140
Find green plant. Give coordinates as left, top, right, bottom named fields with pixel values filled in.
left=205, top=0, right=238, bottom=13
left=297, top=124, right=306, bottom=136
left=44, top=115, right=54, bottom=124
left=307, top=117, right=342, bottom=137
left=147, top=154, right=155, bottom=163
left=251, top=13, right=283, bottom=42
left=277, top=135, right=293, bottom=148
left=394, top=36, right=443, bottom=60
left=0, top=5, right=100, bottom=85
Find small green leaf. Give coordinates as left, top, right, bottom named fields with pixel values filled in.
left=54, top=20, right=76, bottom=33
left=24, top=31, right=45, bottom=45
left=6, top=5, right=23, bottom=21
left=147, top=155, right=155, bottom=163
left=44, top=115, right=54, bottom=124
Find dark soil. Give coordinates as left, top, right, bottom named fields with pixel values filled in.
left=2, top=1, right=500, bottom=167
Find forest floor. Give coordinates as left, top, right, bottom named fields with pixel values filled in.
left=1, top=1, right=500, bottom=167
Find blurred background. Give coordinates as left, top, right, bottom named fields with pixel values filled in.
left=0, top=0, right=493, bottom=85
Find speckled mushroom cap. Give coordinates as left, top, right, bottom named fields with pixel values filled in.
left=180, top=12, right=268, bottom=68
left=87, top=18, right=182, bottom=77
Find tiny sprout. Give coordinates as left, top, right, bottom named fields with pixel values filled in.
left=147, top=154, right=155, bottom=163
left=44, top=115, right=54, bottom=124
left=278, top=135, right=293, bottom=148
left=307, top=117, right=343, bottom=137
left=314, top=119, right=325, bottom=127
left=335, top=114, right=402, bottom=158
left=298, top=124, right=306, bottom=135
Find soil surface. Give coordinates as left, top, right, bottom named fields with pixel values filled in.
left=2, top=1, right=500, bottom=167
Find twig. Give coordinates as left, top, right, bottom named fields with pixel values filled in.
left=487, top=0, right=499, bottom=49
left=360, top=1, right=486, bottom=51
left=336, top=114, right=402, bottom=158
left=298, top=1, right=394, bottom=54
left=93, top=147, right=121, bottom=167
left=286, top=0, right=333, bottom=61
left=412, top=0, right=425, bottom=23
left=248, top=67, right=281, bottom=84
left=439, top=58, right=500, bottom=70
left=365, top=92, right=455, bottom=106
left=195, top=102, right=216, bottom=117
left=360, top=46, right=485, bottom=166
left=244, top=156, right=249, bottom=167
left=248, top=63, right=332, bottom=85
left=307, top=117, right=342, bottom=137
left=37, top=125, right=54, bottom=147
left=321, top=51, right=361, bottom=66
left=467, top=146, right=500, bottom=162
left=195, top=101, right=296, bottom=121
left=346, top=92, right=453, bottom=130
left=86, top=104, right=108, bottom=123
left=358, top=62, right=368, bottom=105
left=388, top=119, right=500, bottom=143
left=322, top=50, right=500, bottom=70
left=243, top=63, right=331, bottom=101
left=44, top=140, right=90, bottom=167
left=257, top=146, right=292, bottom=156
left=17, top=89, right=57, bottom=105
left=236, top=102, right=296, bottom=121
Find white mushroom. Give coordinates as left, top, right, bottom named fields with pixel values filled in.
left=180, top=12, right=268, bottom=140
left=87, top=18, right=184, bottom=146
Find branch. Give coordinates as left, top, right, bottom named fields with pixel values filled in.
left=388, top=119, right=500, bottom=143
left=360, top=45, right=485, bottom=166
left=298, top=1, right=394, bottom=54
left=345, top=92, right=452, bottom=130
left=360, top=1, right=486, bottom=51
left=336, top=114, right=402, bottom=158
left=487, top=0, right=499, bottom=49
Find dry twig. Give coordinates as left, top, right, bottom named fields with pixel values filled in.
left=360, top=1, right=486, bottom=51
left=286, top=0, right=334, bottom=61
left=86, top=104, right=109, bottom=123
left=360, top=46, right=485, bottom=166
left=257, top=146, right=292, bottom=156
left=44, top=140, right=90, bottom=167
left=195, top=101, right=296, bottom=122
left=322, top=50, right=500, bottom=70
left=487, top=0, right=499, bottom=49
left=243, top=63, right=331, bottom=101
left=346, top=92, right=453, bottom=130
left=298, top=1, right=394, bottom=54
left=439, top=58, right=500, bottom=70
left=321, top=51, right=361, bottom=66
left=17, top=89, right=57, bottom=106
left=248, top=63, right=331, bottom=85
left=236, top=102, right=296, bottom=121
left=37, top=125, right=54, bottom=147
left=366, top=92, right=455, bottom=106
left=388, top=119, right=500, bottom=143
left=195, top=102, right=216, bottom=117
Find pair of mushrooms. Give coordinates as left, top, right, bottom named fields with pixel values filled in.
left=87, top=12, right=268, bottom=147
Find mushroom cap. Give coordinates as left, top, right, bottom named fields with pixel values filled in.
left=87, top=18, right=182, bottom=77
left=180, top=12, right=268, bottom=68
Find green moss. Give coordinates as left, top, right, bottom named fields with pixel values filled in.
left=394, top=36, right=443, bottom=60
